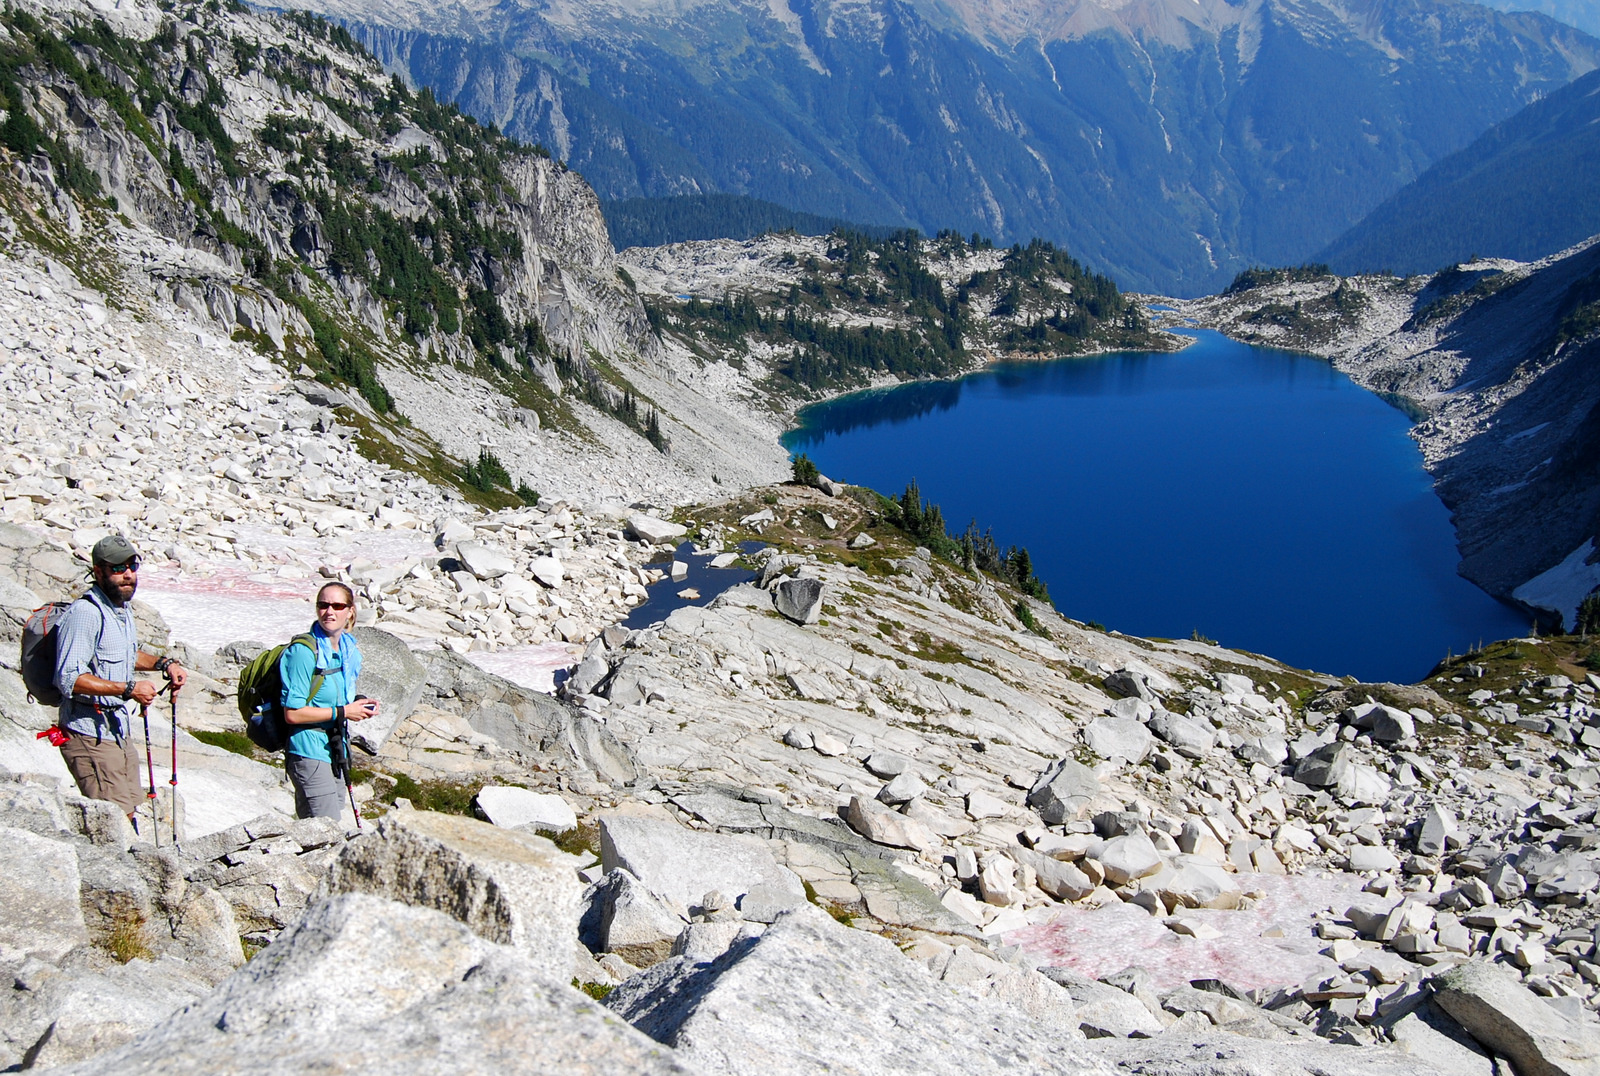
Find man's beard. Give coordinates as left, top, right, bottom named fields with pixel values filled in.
left=102, top=576, right=137, bottom=604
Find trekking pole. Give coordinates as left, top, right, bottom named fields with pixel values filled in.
left=168, top=682, right=181, bottom=854
left=338, top=711, right=362, bottom=832
left=140, top=701, right=159, bottom=847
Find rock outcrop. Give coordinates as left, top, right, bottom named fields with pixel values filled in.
left=605, top=906, right=1109, bottom=1076
left=324, top=810, right=582, bottom=980
left=61, top=893, right=694, bottom=1076
left=0, top=771, right=243, bottom=1069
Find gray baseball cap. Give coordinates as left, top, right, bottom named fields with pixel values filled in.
left=91, top=534, right=140, bottom=566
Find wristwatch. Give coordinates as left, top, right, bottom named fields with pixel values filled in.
left=154, top=656, right=174, bottom=677
left=120, top=681, right=135, bottom=701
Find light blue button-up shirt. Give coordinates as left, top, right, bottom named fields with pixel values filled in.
left=53, top=584, right=139, bottom=739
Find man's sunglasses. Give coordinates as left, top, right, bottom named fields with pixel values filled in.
left=103, top=559, right=141, bottom=574
left=317, top=600, right=352, bottom=611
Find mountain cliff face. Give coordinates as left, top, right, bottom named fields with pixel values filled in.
left=6, top=0, right=645, bottom=379
left=1171, top=242, right=1600, bottom=628
left=0, top=0, right=812, bottom=506
left=1319, top=66, right=1600, bottom=277
left=298, top=0, right=1596, bottom=295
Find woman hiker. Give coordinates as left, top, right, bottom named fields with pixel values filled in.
left=280, top=582, right=380, bottom=819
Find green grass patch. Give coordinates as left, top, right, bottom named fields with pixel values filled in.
left=339, top=408, right=521, bottom=510
left=1425, top=634, right=1592, bottom=711
left=367, top=773, right=486, bottom=815
left=190, top=728, right=258, bottom=758
left=911, top=630, right=976, bottom=665
left=101, top=909, right=151, bottom=964
left=541, top=821, right=599, bottom=859
left=802, top=879, right=855, bottom=927
left=1013, top=602, right=1051, bottom=639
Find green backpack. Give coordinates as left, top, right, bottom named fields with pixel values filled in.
left=237, top=635, right=327, bottom=752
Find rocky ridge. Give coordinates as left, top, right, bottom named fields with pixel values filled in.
left=1166, top=238, right=1600, bottom=629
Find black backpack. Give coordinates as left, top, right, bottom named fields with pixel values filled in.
left=236, top=634, right=328, bottom=752
left=20, top=602, right=73, bottom=706
left=21, top=599, right=110, bottom=707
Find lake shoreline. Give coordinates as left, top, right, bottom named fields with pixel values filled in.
left=782, top=330, right=1527, bottom=683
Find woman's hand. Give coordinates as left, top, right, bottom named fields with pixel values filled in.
left=347, top=697, right=381, bottom=722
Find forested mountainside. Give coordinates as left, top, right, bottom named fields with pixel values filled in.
left=0, top=0, right=661, bottom=484
left=1319, top=68, right=1600, bottom=277
left=621, top=230, right=1169, bottom=402
left=0, top=0, right=812, bottom=506
left=1172, top=242, right=1600, bottom=629
left=297, top=0, right=1595, bottom=295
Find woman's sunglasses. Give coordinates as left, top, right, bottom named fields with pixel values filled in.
left=317, top=600, right=352, bottom=611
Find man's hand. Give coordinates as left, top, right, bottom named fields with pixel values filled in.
left=134, top=652, right=188, bottom=692
left=72, top=672, right=163, bottom=705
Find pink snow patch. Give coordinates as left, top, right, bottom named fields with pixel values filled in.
left=135, top=529, right=436, bottom=654
left=1005, top=870, right=1367, bottom=992
left=137, top=564, right=317, bottom=652
left=461, top=642, right=579, bottom=693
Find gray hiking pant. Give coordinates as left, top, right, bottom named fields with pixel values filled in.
left=286, top=754, right=344, bottom=820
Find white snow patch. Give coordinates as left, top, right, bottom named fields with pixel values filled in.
left=1513, top=538, right=1600, bottom=631
left=460, top=642, right=580, bottom=693
left=136, top=529, right=439, bottom=654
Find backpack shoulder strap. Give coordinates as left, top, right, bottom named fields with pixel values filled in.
left=70, top=592, right=112, bottom=680
left=289, top=634, right=328, bottom=706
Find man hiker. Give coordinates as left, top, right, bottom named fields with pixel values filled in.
left=52, top=534, right=187, bottom=816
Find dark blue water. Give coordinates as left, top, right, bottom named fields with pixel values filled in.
left=781, top=330, right=1526, bottom=683
left=623, top=541, right=766, bottom=628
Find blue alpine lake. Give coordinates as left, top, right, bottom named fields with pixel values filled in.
left=781, top=329, right=1527, bottom=684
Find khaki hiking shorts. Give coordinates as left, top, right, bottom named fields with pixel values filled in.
left=60, top=730, right=142, bottom=815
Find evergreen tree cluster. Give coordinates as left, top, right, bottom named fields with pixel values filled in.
left=557, top=356, right=669, bottom=453
left=457, top=449, right=539, bottom=506
left=1554, top=265, right=1600, bottom=351
left=461, top=448, right=512, bottom=492
left=647, top=230, right=1161, bottom=395
left=790, top=453, right=821, bottom=487
left=1576, top=588, right=1600, bottom=637
left=872, top=479, right=1051, bottom=603
left=1224, top=264, right=1334, bottom=294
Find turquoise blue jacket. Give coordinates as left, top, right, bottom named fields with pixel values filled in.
left=278, top=624, right=361, bottom=762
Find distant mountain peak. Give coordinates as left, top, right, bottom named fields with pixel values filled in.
left=312, top=0, right=1600, bottom=294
